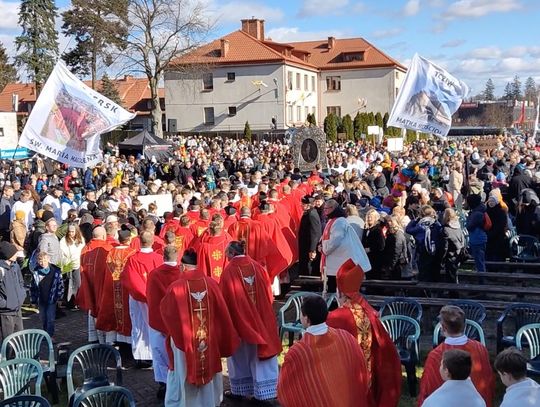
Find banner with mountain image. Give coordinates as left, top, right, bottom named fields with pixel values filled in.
left=19, top=61, right=135, bottom=168
left=387, top=53, right=469, bottom=138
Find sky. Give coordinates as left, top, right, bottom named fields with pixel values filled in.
left=1, top=0, right=539, bottom=97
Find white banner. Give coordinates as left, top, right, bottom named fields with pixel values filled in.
left=137, top=194, right=173, bottom=216
left=388, top=54, right=469, bottom=138
left=19, top=61, right=135, bottom=168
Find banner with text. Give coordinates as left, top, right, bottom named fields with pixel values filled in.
left=19, top=61, right=135, bottom=168
left=387, top=53, right=469, bottom=138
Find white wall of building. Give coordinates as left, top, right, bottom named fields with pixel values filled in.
left=319, top=67, right=403, bottom=121
left=0, top=113, right=18, bottom=149
left=165, top=64, right=287, bottom=132
left=284, top=65, right=318, bottom=127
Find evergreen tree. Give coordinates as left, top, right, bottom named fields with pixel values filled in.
left=0, top=41, right=17, bottom=92
left=15, top=0, right=59, bottom=96
left=62, top=0, right=128, bottom=89
left=482, top=78, right=495, bottom=101
left=99, top=73, right=122, bottom=105
left=375, top=112, right=383, bottom=128
left=368, top=112, right=375, bottom=126
left=511, top=75, right=522, bottom=100
left=502, top=82, right=513, bottom=100
left=353, top=112, right=362, bottom=139
left=324, top=114, right=338, bottom=142
left=524, top=77, right=537, bottom=102
left=382, top=112, right=389, bottom=132
left=342, top=114, right=354, bottom=140
left=243, top=121, right=252, bottom=142
left=306, top=113, right=317, bottom=126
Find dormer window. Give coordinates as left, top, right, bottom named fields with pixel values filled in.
left=342, top=52, right=364, bottom=62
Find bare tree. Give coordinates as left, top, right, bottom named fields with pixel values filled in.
left=123, top=0, right=211, bottom=137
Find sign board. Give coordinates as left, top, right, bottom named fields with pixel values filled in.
left=367, top=125, right=380, bottom=135
left=137, top=194, right=173, bottom=216
left=290, top=126, right=329, bottom=172
left=475, top=139, right=499, bottom=151
left=387, top=137, right=404, bottom=152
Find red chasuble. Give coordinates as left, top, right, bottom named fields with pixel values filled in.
left=129, top=235, right=165, bottom=254
left=256, top=213, right=293, bottom=279
left=146, top=264, right=181, bottom=333
left=277, top=327, right=370, bottom=407
left=190, top=219, right=210, bottom=238
left=96, top=246, right=135, bottom=335
left=280, top=193, right=303, bottom=232
left=121, top=251, right=163, bottom=303
left=159, top=269, right=240, bottom=385
left=219, top=256, right=282, bottom=359
left=78, top=240, right=112, bottom=317
left=327, top=296, right=402, bottom=407
left=159, top=220, right=180, bottom=239
left=197, top=233, right=232, bottom=282
left=418, top=339, right=495, bottom=407
left=227, top=218, right=271, bottom=266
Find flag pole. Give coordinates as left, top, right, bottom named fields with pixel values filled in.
left=534, top=93, right=540, bottom=140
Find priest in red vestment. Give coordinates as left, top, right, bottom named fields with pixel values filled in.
left=327, top=259, right=401, bottom=407
left=96, top=230, right=134, bottom=345
left=190, top=209, right=211, bottom=238
left=172, top=215, right=195, bottom=255
left=129, top=218, right=165, bottom=254
left=158, top=210, right=180, bottom=239
left=160, top=249, right=241, bottom=407
left=221, top=241, right=281, bottom=401
left=418, top=305, right=495, bottom=407
left=277, top=294, right=369, bottom=407
left=227, top=207, right=272, bottom=266
left=196, top=220, right=232, bottom=282
left=146, top=245, right=181, bottom=398
left=78, top=226, right=112, bottom=343
left=121, top=231, right=163, bottom=364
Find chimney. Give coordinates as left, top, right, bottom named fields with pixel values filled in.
left=328, top=36, right=336, bottom=50
left=220, top=39, right=229, bottom=57
left=241, top=18, right=265, bottom=41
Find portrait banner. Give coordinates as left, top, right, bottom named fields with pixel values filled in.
left=19, top=61, right=136, bottom=168
left=387, top=53, right=469, bottom=138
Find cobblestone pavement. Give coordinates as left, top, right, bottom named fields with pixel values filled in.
left=24, top=305, right=280, bottom=407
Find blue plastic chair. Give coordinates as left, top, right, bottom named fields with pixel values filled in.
left=380, top=315, right=421, bottom=397
left=515, top=323, right=540, bottom=377
left=0, top=395, right=51, bottom=406
left=66, top=344, right=123, bottom=401
left=497, top=303, right=540, bottom=353
left=432, top=319, right=486, bottom=347
left=72, top=385, right=135, bottom=407
left=509, top=234, right=540, bottom=263
left=449, top=300, right=486, bottom=325
left=278, top=292, right=312, bottom=346
left=0, top=358, right=43, bottom=398
left=379, top=297, right=423, bottom=323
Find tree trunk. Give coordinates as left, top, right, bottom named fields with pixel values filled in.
left=149, top=76, right=163, bottom=137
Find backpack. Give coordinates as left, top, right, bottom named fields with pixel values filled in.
left=483, top=212, right=492, bottom=231
left=423, top=221, right=441, bottom=256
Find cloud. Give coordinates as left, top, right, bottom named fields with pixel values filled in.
left=0, top=1, right=19, bottom=30
left=441, top=39, right=466, bottom=48
left=298, top=0, right=349, bottom=17
left=266, top=26, right=348, bottom=43
left=351, top=2, right=367, bottom=13
left=370, top=28, right=404, bottom=39
left=466, top=46, right=502, bottom=59
left=208, top=1, right=284, bottom=24
left=402, top=0, right=421, bottom=16
left=442, top=0, right=522, bottom=20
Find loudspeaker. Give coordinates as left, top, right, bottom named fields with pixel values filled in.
left=168, top=119, right=177, bottom=132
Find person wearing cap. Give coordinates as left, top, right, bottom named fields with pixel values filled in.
left=160, top=248, right=240, bottom=407
left=221, top=241, right=281, bottom=402
left=298, top=195, right=322, bottom=277
left=145, top=245, right=181, bottom=399
left=122, top=231, right=163, bottom=366
left=277, top=294, right=369, bottom=407
left=327, top=259, right=401, bottom=407
left=105, top=215, right=120, bottom=247
left=320, top=199, right=371, bottom=294
left=97, top=229, right=134, bottom=347
left=37, top=214, right=61, bottom=266
left=0, top=241, right=26, bottom=342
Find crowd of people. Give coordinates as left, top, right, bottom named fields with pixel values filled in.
left=0, top=132, right=538, bottom=406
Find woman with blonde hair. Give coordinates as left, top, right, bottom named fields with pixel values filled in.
left=59, top=223, right=85, bottom=307
left=382, top=216, right=408, bottom=280
left=361, top=209, right=385, bottom=279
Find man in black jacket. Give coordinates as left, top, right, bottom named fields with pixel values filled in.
left=298, top=196, right=322, bottom=277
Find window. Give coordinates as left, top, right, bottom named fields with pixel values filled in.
left=326, top=76, right=341, bottom=91
left=296, top=106, right=302, bottom=122
left=304, top=74, right=308, bottom=91
left=0, top=128, right=3, bottom=137
left=396, top=87, right=399, bottom=98
left=342, top=52, right=364, bottom=62
left=204, top=107, right=215, bottom=125
left=327, top=106, right=341, bottom=117
left=228, top=106, right=237, bottom=116
left=311, top=76, right=316, bottom=92
left=395, top=71, right=399, bottom=79
left=287, top=71, right=293, bottom=90
left=227, top=72, right=236, bottom=81
left=296, top=73, right=301, bottom=90
left=202, top=73, right=213, bottom=91
left=305, top=106, right=309, bottom=118
left=287, top=105, right=293, bottom=122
